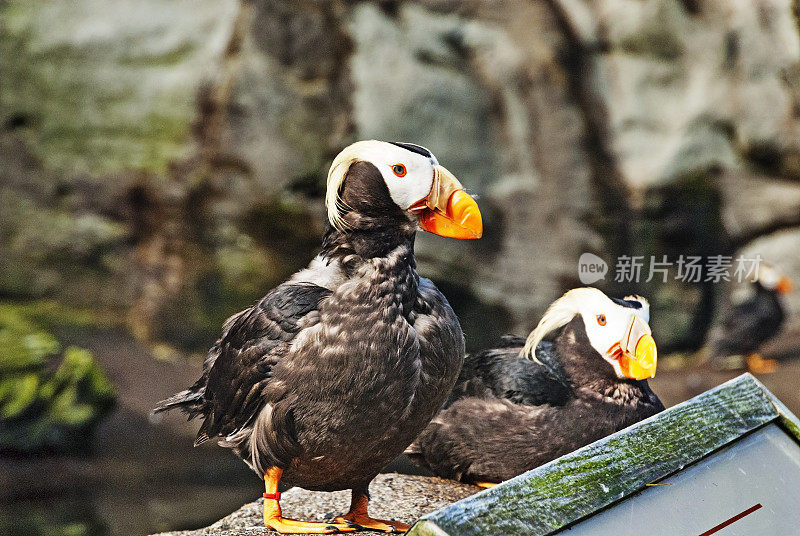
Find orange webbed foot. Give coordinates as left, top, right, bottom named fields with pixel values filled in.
left=264, top=515, right=356, bottom=534
left=263, top=467, right=356, bottom=533
left=333, top=489, right=410, bottom=533
left=332, top=513, right=410, bottom=533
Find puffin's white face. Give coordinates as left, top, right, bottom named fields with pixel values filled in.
left=326, top=140, right=482, bottom=239
left=351, top=141, right=439, bottom=210
left=523, top=288, right=657, bottom=380
left=576, top=290, right=656, bottom=380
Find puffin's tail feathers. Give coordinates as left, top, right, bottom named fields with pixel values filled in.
left=152, top=388, right=204, bottom=417
left=193, top=432, right=210, bottom=447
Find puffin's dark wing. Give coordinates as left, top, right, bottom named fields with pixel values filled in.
left=155, top=283, right=331, bottom=445
left=414, top=277, right=467, bottom=404
left=447, top=338, right=572, bottom=408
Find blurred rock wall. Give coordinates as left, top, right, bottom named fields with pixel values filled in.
left=2, top=0, right=800, bottom=354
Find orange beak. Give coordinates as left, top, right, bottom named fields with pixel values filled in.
left=613, top=316, right=658, bottom=380
left=619, top=334, right=657, bottom=380
left=776, top=276, right=793, bottom=295
left=411, top=166, right=482, bottom=239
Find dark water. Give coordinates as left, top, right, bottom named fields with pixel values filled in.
left=0, top=329, right=264, bottom=536
left=0, top=408, right=262, bottom=536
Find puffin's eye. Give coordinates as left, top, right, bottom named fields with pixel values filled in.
left=392, top=164, right=407, bottom=177
left=596, top=314, right=607, bottom=326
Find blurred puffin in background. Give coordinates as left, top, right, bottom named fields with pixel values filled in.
left=406, top=288, right=664, bottom=487
left=155, top=140, right=482, bottom=533
left=709, top=263, right=793, bottom=373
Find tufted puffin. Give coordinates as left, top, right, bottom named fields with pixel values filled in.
left=154, top=140, right=482, bottom=533
left=406, top=287, right=664, bottom=487
left=709, top=264, right=793, bottom=373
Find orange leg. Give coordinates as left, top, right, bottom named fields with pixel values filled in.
left=263, top=468, right=355, bottom=533
left=332, top=488, right=410, bottom=533
left=746, top=353, right=779, bottom=374
left=474, top=481, right=499, bottom=489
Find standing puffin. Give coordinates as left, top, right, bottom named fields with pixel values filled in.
left=406, top=288, right=664, bottom=487
left=710, top=264, right=793, bottom=373
left=154, top=140, right=482, bottom=533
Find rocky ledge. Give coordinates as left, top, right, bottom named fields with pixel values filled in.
left=151, top=474, right=479, bottom=536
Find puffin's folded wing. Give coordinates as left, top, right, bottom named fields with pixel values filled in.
left=450, top=340, right=572, bottom=408
left=196, top=283, right=332, bottom=444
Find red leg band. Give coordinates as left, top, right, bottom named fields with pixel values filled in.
left=263, top=492, right=281, bottom=500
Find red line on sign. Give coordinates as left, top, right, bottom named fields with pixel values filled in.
left=697, top=504, right=762, bottom=536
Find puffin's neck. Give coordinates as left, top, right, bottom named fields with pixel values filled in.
left=321, top=221, right=417, bottom=261
left=554, top=319, right=651, bottom=405
left=321, top=224, right=420, bottom=317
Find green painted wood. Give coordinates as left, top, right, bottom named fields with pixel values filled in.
left=407, top=374, right=788, bottom=536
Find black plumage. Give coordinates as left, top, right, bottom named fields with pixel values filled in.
left=408, top=314, right=664, bottom=485
left=443, top=335, right=572, bottom=408
left=154, top=141, right=476, bottom=532
left=711, top=273, right=788, bottom=363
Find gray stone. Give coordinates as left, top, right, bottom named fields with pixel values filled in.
left=0, top=0, right=239, bottom=176
left=150, top=474, right=479, bottom=536
left=573, top=0, right=800, bottom=189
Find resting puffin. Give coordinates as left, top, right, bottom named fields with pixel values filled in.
left=406, top=288, right=664, bottom=486
left=710, top=264, right=793, bottom=373
left=154, top=140, right=482, bottom=533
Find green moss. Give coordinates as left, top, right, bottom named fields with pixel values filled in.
left=118, top=42, right=195, bottom=67
left=780, top=415, right=800, bottom=441
left=2, top=300, right=113, bottom=329
left=751, top=375, right=800, bottom=443
left=617, top=31, right=684, bottom=61
left=0, top=373, right=40, bottom=418
left=0, top=304, right=116, bottom=453
left=0, top=305, right=59, bottom=372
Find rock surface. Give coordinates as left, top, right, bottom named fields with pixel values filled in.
left=2, top=0, right=800, bottom=355
left=150, top=474, right=479, bottom=536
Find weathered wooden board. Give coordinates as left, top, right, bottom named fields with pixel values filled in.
left=407, top=374, right=799, bottom=536
left=752, top=375, right=800, bottom=441
left=561, top=423, right=800, bottom=535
